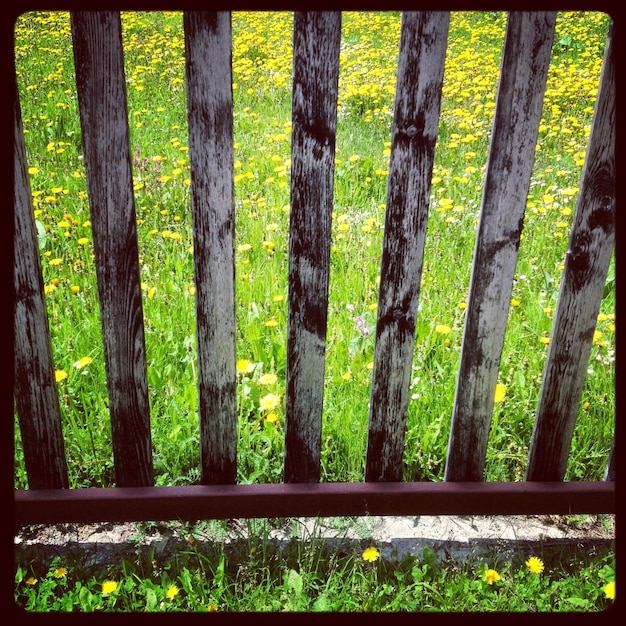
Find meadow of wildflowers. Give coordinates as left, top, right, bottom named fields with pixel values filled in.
left=14, top=11, right=614, bottom=491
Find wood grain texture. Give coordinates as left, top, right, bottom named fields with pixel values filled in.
left=184, top=12, right=237, bottom=484
left=284, top=12, right=341, bottom=483
left=526, top=20, right=615, bottom=481
left=71, top=11, right=153, bottom=487
left=365, top=12, right=450, bottom=482
left=14, top=77, right=69, bottom=490
left=444, top=12, right=556, bottom=482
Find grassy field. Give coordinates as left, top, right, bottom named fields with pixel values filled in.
left=14, top=11, right=614, bottom=490
left=14, top=517, right=616, bottom=612
left=13, top=10, right=615, bottom=613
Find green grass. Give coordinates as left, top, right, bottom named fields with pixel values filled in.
left=14, top=517, right=615, bottom=612
left=13, top=10, right=615, bottom=612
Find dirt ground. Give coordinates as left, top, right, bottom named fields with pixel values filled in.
left=15, top=513, right=614, bottom=568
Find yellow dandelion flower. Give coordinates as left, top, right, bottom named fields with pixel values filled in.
left=342, top=371, right=352, bottom=381
left=26, top=577, right=38, bottom=585
left=485, top=569, right=501, bottom=585
left=494, top=383, right=506, bottom=404
left=603, top=580, right=615, bottom=600
left=102, top=580, right=117, bottom=595
left=55, top=369, right=68, bottom=383
left=362, top=547, right=380, bottom=562
left=262, top=240, right=276, bottom=254
left=70, top=285, right=80, bottom=295
left=166, top=585, right=179, bottom=601
left=259, top=393, right=281, bottom=412
left=265, top=319, right=279, bottom=328
left=525, top=556, right=544, bottom=574
left=54, top=567, right=67, bottom=578
left=236, top=359, right=255, bottom=374
left=435, top=324, right=452, bottom=335
left=74, top=356, right=93, bottom=369
left=259, top=373, right=278, bottom=385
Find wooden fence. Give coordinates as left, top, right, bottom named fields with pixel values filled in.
left=14, top=11, right=615, bottom=529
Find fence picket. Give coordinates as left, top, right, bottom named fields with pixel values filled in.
left=71, top=11, right=153, bottom=487
left=184, top=12, right=237, bottom=484
left=13, top=78, right=69, bottom=490
left=445, top=12, right=557, bottom=482
left=526, top=21, right=615, bottom=481
left=365, top=12, right=450, bottom=482
left=284, top=12, right=342, bottom=483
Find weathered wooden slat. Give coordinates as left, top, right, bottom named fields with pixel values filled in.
left=71, top=12, right=153, bottom=487
left=526, top=20, right=615, bottom=482
left=183, top=12, right=237, bottom=485
left=13, top=77, right=69, bottom=490
left=444, top=12, right=556, bottom=482
left=14, top=481, right=614, bottom=528
left=365, top=12, right=450, bottom=482
left=284, top=12, right=341, bottom=483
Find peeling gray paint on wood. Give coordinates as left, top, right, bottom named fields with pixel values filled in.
left=526, top=20, right=615, bottom=482
left=444, top=12, right=557, bottom=482
left=284, top=12, right=341, bottom=483
left=14, top=78, right=69, bottom=490
left=184, top=12, right=237, bottom=484
left=71, top=12, right=153, bottom=487
left=366, top=12, right=450, bottom=482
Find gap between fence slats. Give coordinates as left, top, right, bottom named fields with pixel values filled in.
left=445, top=12, right=557, bottom=482
left=71, top=11, right=153, bottom=487
left=184, top=11, right=237, bottom=485
left=13, top=77, right=69, bottom=490
left=526, top=20, right=615, bottom=481
left=284, top=12, right=342, bottom=483
left=366, top=11, right=450, bottom=482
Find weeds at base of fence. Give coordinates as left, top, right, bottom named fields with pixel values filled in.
left=15, top=517, right=615, bottom=612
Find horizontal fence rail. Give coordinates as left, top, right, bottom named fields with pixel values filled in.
left=14, top=482, right=614, bottom=530
left=14, top=10, right=615, bottom=527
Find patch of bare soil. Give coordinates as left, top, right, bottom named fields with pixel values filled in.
left=15, top=514, right=614, bottom=569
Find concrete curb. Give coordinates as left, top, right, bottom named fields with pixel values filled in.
left=15, top=514, right=614, bottom=568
